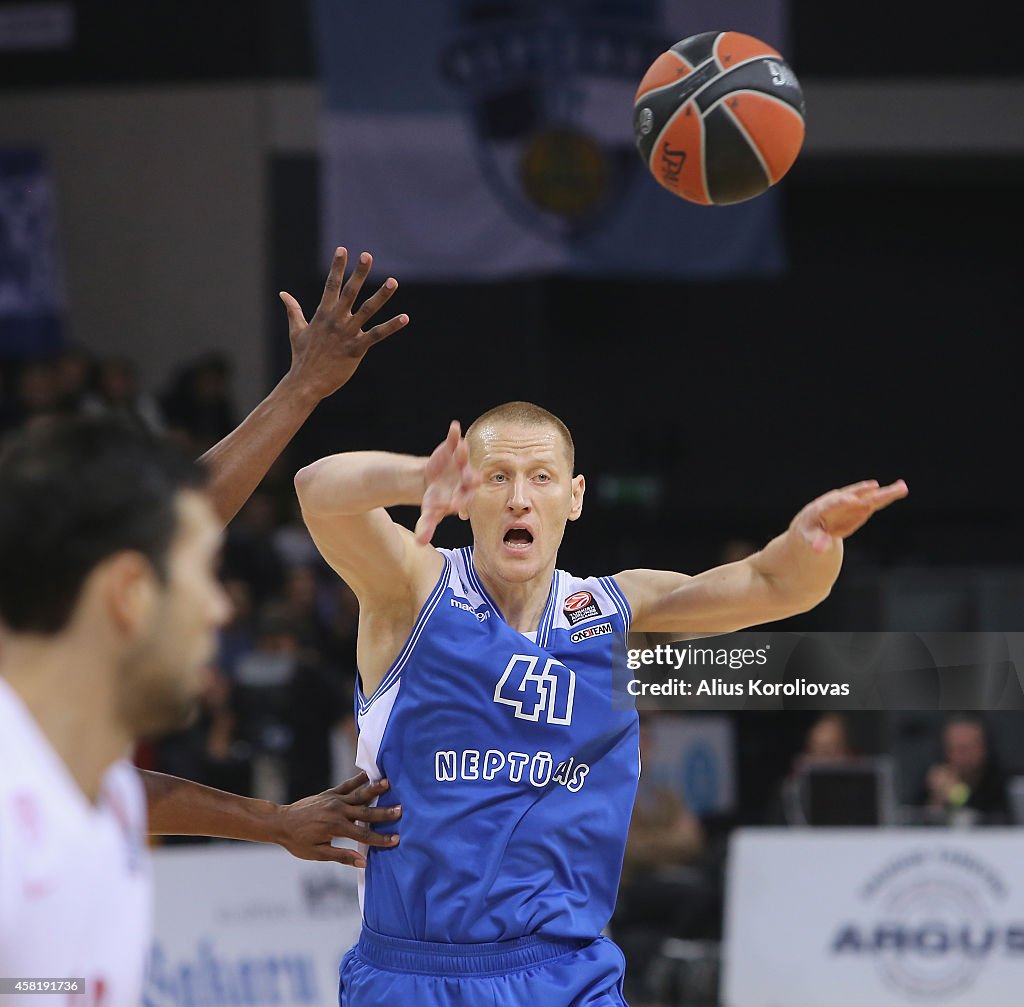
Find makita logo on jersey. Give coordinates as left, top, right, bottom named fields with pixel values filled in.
left=450, top=597, right=490, bottom=621
left=563, top=590, right=602, bottom=626
left=570, top=621, right=613, bottom=644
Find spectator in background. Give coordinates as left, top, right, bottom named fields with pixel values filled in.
left=4, top=358, right=61, bottom=430
left=613, top=713, right=708, bottom=1006
left=922, top=715, right=1008, bottom=823
left=154, top=664, right=251, bottom=822
left=161, top=351, right=237, bottom=452
left=800, top=711, right=855, bottom=764
left=53, top=344, right=95, bottom=413
left=221, top=490, right=285, bottom=605
left=765, top=712, right=857, bottom=824
left=81, top=355, right=165, bottom=434
left=231, top=603, right=348, bottom=805
left=217, top=577, right=257, bottom=680
left=272, top=497, right=323, bottom=569
left=281, top=564, right=335, bottom=657
left=621, top=715, right=705, bottom=884
left=331, top=705, right=359, bottom=786
left=719, top=537, right=758, bottom=564
left=329, top=579, right=360, bottom=644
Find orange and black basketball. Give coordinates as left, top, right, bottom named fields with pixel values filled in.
left=633, top=31, right=805, bottom=206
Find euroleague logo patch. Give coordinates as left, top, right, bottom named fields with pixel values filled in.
left=563, top=590, right=602, bottom=626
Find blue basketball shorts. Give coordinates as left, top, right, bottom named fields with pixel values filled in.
left=338, top=926, right=629, bottom=1007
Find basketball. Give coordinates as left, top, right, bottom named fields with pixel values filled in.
left=633, top=30, right=805, bottom=206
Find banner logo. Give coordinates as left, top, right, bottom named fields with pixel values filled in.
left=441, top=2, right=671, bottom=239
left=832, top=849, right=1024, bottom=1000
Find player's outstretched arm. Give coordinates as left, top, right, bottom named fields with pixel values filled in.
left=200, top=248, right=409, bottom=525
left=141, top=769, right=400, bottom=868
left=618, top=479, right=908, bottom=634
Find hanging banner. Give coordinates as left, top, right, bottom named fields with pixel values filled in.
left=0, top=148, right=63, bottom=355
left=313, top=0, right=790, bottom=280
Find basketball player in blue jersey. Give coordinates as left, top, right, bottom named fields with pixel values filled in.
left=294, top=405, right=907, bottom=1006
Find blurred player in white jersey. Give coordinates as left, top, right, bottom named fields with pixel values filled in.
left=0, top=418, right=229, bottom=1005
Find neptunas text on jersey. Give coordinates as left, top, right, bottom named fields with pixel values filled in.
left=434, top=749, right=591, bottom=792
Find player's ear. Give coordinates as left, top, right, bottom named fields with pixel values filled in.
left=568, top=474, right=585, bottom=522
left=101, top=551, right=159, bottom=637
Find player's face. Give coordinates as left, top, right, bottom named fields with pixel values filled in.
left=464, top=421, right=584, bottom=585
left=118, top=491, right=231, bottom=736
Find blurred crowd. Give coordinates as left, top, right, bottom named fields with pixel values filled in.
left=0, top=345, right=235, bottom=449
left=0, top=346, right=361, bottom=812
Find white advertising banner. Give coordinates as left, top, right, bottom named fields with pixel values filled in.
left=146, top=844, right=363, bottom=1007
left=724, top=828, right=1024, bottom=1007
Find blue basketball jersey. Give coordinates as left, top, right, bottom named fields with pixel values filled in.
left=354, top=546, right=639, bottom=944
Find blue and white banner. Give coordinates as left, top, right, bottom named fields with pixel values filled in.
left=0, top=148, right=64, bottom=355
left=313, top=0, right=789, bottom=280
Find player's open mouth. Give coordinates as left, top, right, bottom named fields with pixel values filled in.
left=503, top=527, right=534, bottom=551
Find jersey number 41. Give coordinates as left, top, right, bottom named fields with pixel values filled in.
left=493, top=654, right=576, bottom=726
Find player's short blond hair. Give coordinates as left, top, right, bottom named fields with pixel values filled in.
left=465, top=401, right=575, bottom=473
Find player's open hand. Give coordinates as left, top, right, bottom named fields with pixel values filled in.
left=791, top=479, right=908, bottom=553
left=274, top=771, right=400, bottom=868
left=279, top=247, right=409, bottom=403
left=414, top=421, right=482, bottom=545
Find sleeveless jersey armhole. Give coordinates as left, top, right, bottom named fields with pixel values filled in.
left=356, top=553, right=452, bottom=715
left=599, top=574, right=633, bottom=633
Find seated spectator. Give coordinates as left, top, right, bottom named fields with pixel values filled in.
left=3, top=358, right=61, bottom=431
left=221, top=490, right=285, bottom=605
left=281, top=564, right=335, bottom=657
left=613, top=713, right=709, bottom=1006
left=234, top=603, right=348, bottom=804
left=921, top=715, right=1008, bottom=823
left=160, top=351, right=236, bottom=452
left=272, top=498, right=323, bottom=569
left=765, top=712, right=857, bottom=824
left=81, top=355, right=165, bottom=434
left=153, top=664, right=252, bottom=842
left=621, top=715, right=705, bottom=884
left=799, top=711, right=855, bottom=765
left=217, top=577, right=257, bottom=679
left=53, top=343, right=95, bottom=413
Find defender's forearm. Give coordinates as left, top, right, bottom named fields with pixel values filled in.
left=200, top=373, right=320, bottom=526
left=141, top=770, right=283, bottom=844
left=294, top=451, right=426, bottom=516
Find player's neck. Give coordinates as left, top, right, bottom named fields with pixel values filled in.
left=0, top=636, right=130, bottom=805
left=474, top=559, right=555, bottom=633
